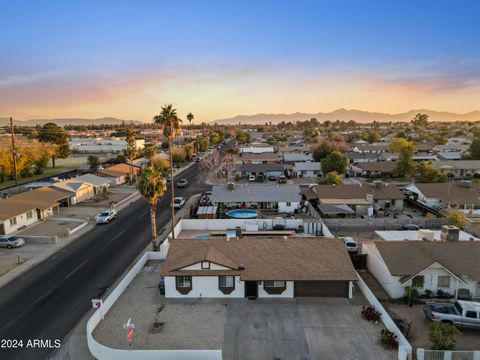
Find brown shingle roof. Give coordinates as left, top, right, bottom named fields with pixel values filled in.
left=313, top=184, right=403, bottom=201
left=161, top=237, right=357, bottom=281
left=98, top=163, right=139, bottom=178
left=414, top=183, right=480, bottom=206
left=355, top=161, right=396, bottom=173
left=374, top=241, right=480, bottom=281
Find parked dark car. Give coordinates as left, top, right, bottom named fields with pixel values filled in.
left=403, top=223, right=420, bottom=230
left=268, top=175, right=276, bottom=181
left=257, top=174, right=265, bottom=183
left=277, top=175, right=287, bottom=184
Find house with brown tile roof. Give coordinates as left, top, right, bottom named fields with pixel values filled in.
left=404, top=182, right=480, bottom=210
left=311, top=183, right=404, bottom=217
left=0, top=187, right=67, bottom=234
left=233, top=152, right=282, bottom=164
left=161, top=236, right=357, bottom=299
left=362, top=241, right=480, bottom=299
left=97, top=163, right=140, bottom=185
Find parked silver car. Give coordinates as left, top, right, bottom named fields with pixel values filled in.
left=340, top=236, right=359, bottom=254
left=95, top=208, right=118, bottom=224
left=0, top=235, right=26, bottom=249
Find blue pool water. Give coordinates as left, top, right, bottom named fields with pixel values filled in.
left=191, top=234, right=210, bottom=239
left=225, top=209, right=258, bottom=219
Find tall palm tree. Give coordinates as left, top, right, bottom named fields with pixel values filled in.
left=186, top=112, right=194, bottom=140
left=153, top=104, right=182, bottom=239
left=136, top=167, right=166, bottom=250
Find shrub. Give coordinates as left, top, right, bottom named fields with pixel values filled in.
left=380, top=329, right=398, bottom=349
left=403, top=286, right=418, bottom=305
left=436, top=289, right=454, bottom=299
left=428, top=322, right=461, bottom=350
left=361, top=305, right=381, bottom=323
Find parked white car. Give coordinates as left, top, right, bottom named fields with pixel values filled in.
left=0, top=235, right=26, bottom=249
left=340, top=237, right=358, bottom=254
left=248, top=175, right=256, bottom=182
left=173, top=197, right=186, bottom=209
left=96, top=208, right=118, bottom=224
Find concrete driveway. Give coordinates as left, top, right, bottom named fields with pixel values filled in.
left=223, top=297, right=396, bottom=360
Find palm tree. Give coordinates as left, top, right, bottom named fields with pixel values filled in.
left=186, top=112, right=194, bottom=140
left=153, top=104, right=182, bottom=239
left=136, top=167, right=166, bottom=250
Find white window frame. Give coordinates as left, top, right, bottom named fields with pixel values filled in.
left=9, top=217, right=17, bottom=226
left=177, top=276, right=192, bottom=288
left=201, top=261, right=210, bottom=269
left=264, top=280, right=285, bottom=288
left=437, top=275, right=450, bottom=288
left=219, top=275, right=234, bottom=287
left=26, top=211, right=33, bottom=219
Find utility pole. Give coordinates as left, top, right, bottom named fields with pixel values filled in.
left=169, top=117, right=175, bottom=240
left=10, top=117, right=18, bottom=186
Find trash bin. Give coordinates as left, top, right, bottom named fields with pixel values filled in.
left=159, top=276, right=165, bottom=295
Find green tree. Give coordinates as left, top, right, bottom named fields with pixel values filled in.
left=325, top=171, right=342, bottom=185
left=236, top=131, right=251, bottom=145
left=312, top=139, right=338, bottom=161
left=124, top=128, right=137, bottom=184
left=411, top=113, right=429, bottom=129
left=153, top=104, right=182, bottom=240
left=389, top=138, right=415, bottom=178
left=195, top=136, right=209, bottom=152
left=136, top=167, right=166, bottom=250
left=428, top=322, right=461, bottom=350
left=321, top=151, right=348, bottom=174
left=186, top=112, right=194, bottom=139
left=37, top=122, right=70, bottom=167
left=184, top=143, right=195, bottom=160
left=143, top=143, right=156, bottom=161
left=468, top=138, right=480, bottom=160
left=415, top=161, right=447, bottom=183
left=87, top=155, right=100, bottom=171
left=210, top=132, right=222, bottom=145
left=448, top=209, right=467, bottom=229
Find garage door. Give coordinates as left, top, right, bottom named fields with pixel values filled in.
left=294, top=281, right=348, bottom=297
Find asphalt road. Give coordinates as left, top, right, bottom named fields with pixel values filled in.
left=0, top=162, right=210, bottom=360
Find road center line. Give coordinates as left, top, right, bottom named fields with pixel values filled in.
left=65, top=259, right=88, bottom=279
left=111, top=229, right=126, bottom=241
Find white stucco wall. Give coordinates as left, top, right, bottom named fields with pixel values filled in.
left=181, top=262, right=231, bottom=270
left=164, top=276, right=244, bottom=298
left=1, top=209, right=39, bottom=234
left=258, top=281, right=294, bottom=298
left=278, top=201, right=300, bottom=213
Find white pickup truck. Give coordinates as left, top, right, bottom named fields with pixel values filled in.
left=424, top=300, right=480, bottom=330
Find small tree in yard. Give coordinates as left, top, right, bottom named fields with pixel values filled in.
left=88, top=155, right=100, bottom=170
left=321, top=151, right=348, bottom=174
left=136, top=167, right=166, bottom=251
left=326, top=171, right=342, bottom=185
left=448, top=209, right=467, bottom=229
left=428, top=322, right=461, bottom=350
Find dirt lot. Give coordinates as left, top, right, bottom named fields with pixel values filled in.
left=387, top=304, right=480, bottom=351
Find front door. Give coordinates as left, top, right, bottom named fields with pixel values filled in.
left=245, top=281, right=258, bottom=298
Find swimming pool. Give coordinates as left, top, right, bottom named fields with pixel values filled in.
left=191, top=234, right=210, bottom=239
left=225, top=209, right=258, bottom=219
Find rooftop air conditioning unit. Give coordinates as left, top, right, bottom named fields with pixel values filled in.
left=418, top=229, right=435, bottom=241
left=440, top=225, right=460, bottom=242
left=227, top=182, right=235, bottom=191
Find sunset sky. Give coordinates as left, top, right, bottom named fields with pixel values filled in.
left=1, top=1, right=480, bottom=122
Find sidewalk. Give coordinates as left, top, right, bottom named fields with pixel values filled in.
left=48, top=195, right=196, bottom=360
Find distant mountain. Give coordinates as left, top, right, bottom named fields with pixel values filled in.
left=211, top=109, right=480, bottom=125
left=0, top=117, right=142, bottom=127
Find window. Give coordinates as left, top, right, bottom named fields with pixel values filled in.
left=465, top=311, right=477, bottom=319
left=437, top=276, right=450, bottom=288
left=219, top=276, right=234, bottom=287
left=201, top=261, right=210, bottom=269
left=411, top=276, right=424, bottom=288
left=264, top=281, right=285, bottom=288
left=26, top=211, right=33, bottom=219
left=286, top=202, right=291, bottom=207
left=176, top=276, right=192, bottom=288
left=9, top=217, right=17, bottom=226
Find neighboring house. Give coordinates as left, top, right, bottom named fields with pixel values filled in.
left=278, top=146, right=312, bottom=154
left=351, top=161, right=396, bottom=178
left=283, top=153, right=313, bottom=164
left=345, top=152, right=379, bottom=164
left=351, top=144, right=388, bottom=154
left=233, top=153, right=282, bottom=164
left=312, top=183, right=404, bottom=217
left=404, top=182, right=480, bottom=211
left=362, top=241, right=480, bottom=299
left=161, top=237, right=357, bottom=299
left=97, top=163, right=140, bottom=185
left=239, top=146, right=275, bottom=154
left=379, top=153, right=438, bottom=162
left=211, top=184, right=302, bottom=213
left=52, top=180, right=95, bottom=204
left=437, top=151, right=462, bottom=161
left=233, top=163, right=289, bottom=179
left=76, top=174, right=111, bottom=196
left=432, top=160, right=480, bottom=179
left=0, top=187, right=67, bottom=234
left=293, top=162, right=322, bottom=177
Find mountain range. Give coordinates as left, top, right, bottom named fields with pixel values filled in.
left=2, top=109, right=480, bottom=126
left=211, top=109, right=480, bottom=125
